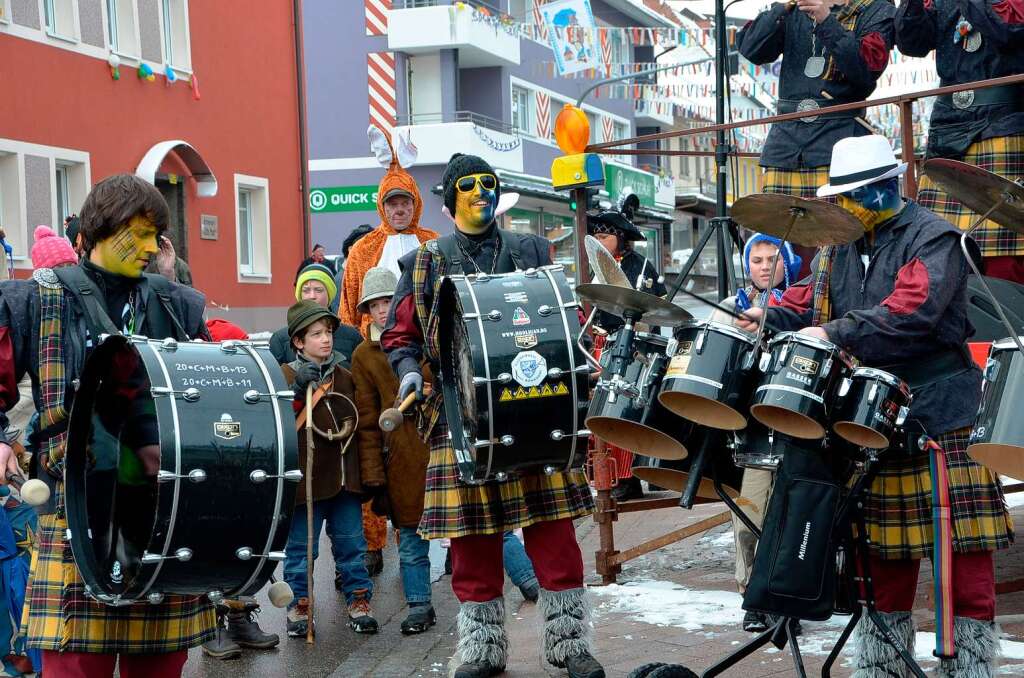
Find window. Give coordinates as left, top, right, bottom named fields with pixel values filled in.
left=106, top=0, right=139, bottom=57
left=511, top=86, right=533, bottom=136
left=161, top=0, right=191, bottom=70
left=234, top=174, right=271, bottom=281
left=55, top=165, right=70, bottom=235
left=504, top=208, right=538, bottom=235
left=44, top=0, right=77, bottom=40
left=613, top=121, right=629, bottom=161
left=608, top=30, right=628, bottom=66
left=0, top=0, right=10, bottom=24
left=544, top=212, right=576, bottom=283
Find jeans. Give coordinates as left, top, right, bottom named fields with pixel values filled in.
left=284, top=490, right=372, bottom=604
left=502, top=531, right=538, bottom=588
left=397, top=526, right=432, bottom=605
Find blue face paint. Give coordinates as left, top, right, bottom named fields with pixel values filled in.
left=838, top=178, right=903, bottom=231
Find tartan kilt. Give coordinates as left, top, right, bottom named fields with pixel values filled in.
left=418, top=423, right=594, bottom=539
left=760, top=166, right=833, bottom=201
left=863, top=427, right=1013, bottom=560
left=22, top=491, right=215, bottom=653
left=917, top=135, right=1024, bottom=257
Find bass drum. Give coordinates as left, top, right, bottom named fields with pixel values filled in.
left=65, top=335, right=299, bottom=605
left=586, top=332, right=690, bottom=461
left=438, top=266, right=591, bottom=484
left=968, top=337, right=1024, bottom=479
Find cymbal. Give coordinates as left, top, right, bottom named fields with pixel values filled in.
left=730, top=193, right=865, bottom=247
left=921, top=159, right=1024, bottom=234
left=967, top=441, right=1024, bottom=480
left=576, top=283, right=693, bottom=325
left=585, top=235, right=631, bottom=288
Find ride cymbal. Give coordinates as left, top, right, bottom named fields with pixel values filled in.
left=921, top=159, right=1024, bottom=234
left=576, top=283, right=692, bottom=325
left=730, top=193, right=864, bottom=247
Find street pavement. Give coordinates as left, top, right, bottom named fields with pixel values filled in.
left=185, top=493, right=1024, bottom=677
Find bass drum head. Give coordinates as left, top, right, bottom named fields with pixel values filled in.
left=658, top=392, right=747, bottom=431
left=586, top=417, right=687, bottom=461
left=438, top=278, right=479, bottom=457
left=832, top=421, right=890, bottom=450
left=967, top=442, right=1024, bottom=479
left=65, top=335, right=159, bottom=600
left=750, top=403, right=826, bottom=440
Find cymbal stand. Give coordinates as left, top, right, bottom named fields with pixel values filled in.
left=960, top=191, right=1024, bottom=356
left=753, top=208, right=801, bottom=348
left=599, top=309, right=642, bottom=405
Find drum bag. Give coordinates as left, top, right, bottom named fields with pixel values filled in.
left=743, top=442, right=841, bottom=621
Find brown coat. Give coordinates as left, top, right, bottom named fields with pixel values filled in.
left=351, top=340, right=431, bottom=528
left=282, top=362, right=363, bottom=505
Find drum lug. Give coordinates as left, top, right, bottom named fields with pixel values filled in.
left=778, top=344, right=790, bottom=366
left=665, top=338, right=678, bottom=357
left=984, top=358, right=1000, bottom=382
left=551, top=429, right=590, bottom=441
left=494, top=472, right=508, bottom=481
left=758, top=352, right=772, bottom=372
left=220, top=341, right=244, bottom=354
left=896, top=405, right=910, bottom=427
left=524, top=268, right=539, bottom=278
left=543, top=465, right=558, bottom=475
left=250, top=469, right=304, bottom=483
left=147, top=592, right=165, bottom=605
left=867, top=382, right=878, bottom=404
left=159, top=338, right=179, bottom=352
left=152, top=386, right=201, bottom=402
left=243, top=389, right=295, bottom=403
left=538, top=304, right=553, bottom=317
left=474, top=373, right=512, bottom=386
left=547, top=367, right=566, bottom=379
left=486, top=309, right=502, bottom=322
left=208, top=590, right=225, bottom=604
left=157, top=469, right=207, bottom=484
left=740, top=350, right=756, bottom=371
left=695, top=327, right=708, bottom=354
left=142, top=548, right=193, bottom=565
left=235, top=547, right=287, bottom=562
left=500, top=435, right=514, bottom=446
left=822, top=357, right=834, bottom=378
left=473, top=273, right=490, bottom=282
left=838, top=377, right=852, bottom=398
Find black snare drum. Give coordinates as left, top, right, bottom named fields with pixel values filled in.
left=750, top=332, right=852, bottom=440
left=438, top=266, right=591, bottom=484
left=732, top=419, right=784, bottom=471
left=658, top=321, right=758, bottom=430
left=968, top=338, right=1024, bottom=479
left=586, top=332, right=690, bottom=461
left=833, top=367, right=911, bottom=450
left=65, top=335, right=299, bottom=605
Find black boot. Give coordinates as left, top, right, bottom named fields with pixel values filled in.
left=202, top=607, right=242, bottom=660
left=227, top=604, right=280, bottom=649
left=454, top=598, right=507, bottom=678
left=400, top=604, right=437, bottom=635
left=566, top=652, right=606, bottom=678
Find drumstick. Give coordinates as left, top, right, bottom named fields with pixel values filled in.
left=670, top=283, right=783, bottom=335
left=378, top=386, right=432, bottom=432
left=304, top=383, right=315, bottom=645
left=820, top=91, right=879, bottom=134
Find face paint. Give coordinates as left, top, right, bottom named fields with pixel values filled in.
left=453, top=173, right=497, bottom=234
left=90, top=215, right=160, bottom=277
left=837, top=179, right=903, bottom=232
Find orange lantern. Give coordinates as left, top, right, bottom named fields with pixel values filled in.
left=554, top=104, right=590, bottom=155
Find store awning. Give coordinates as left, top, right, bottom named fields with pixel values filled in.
left=136, top=140, right=218, bottom=197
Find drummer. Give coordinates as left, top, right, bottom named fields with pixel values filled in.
left=0, top=175, right=215, bottom=677
left=588, top=197, right=667, bottom=502
left=382, top=153, right=604, bottom=678
left=738, top=135, right=1012, bottom=676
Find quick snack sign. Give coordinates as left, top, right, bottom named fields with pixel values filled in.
left=309, top=186, right=379, bottom=213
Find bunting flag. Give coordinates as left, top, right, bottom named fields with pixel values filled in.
left=600, top=27, right=613, bottom=77
left=367, top=51, right=396, bottom=133
left=535, top=90, right=551, bottom=139
left=365, top=0, right=390, bottom=36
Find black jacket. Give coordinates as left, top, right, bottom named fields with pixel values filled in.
left=766, top=201, right=982, bottom=436
left=595, top=249, right=666, bottom=334
left=738, top=0, right=896, bottom=168
left=896, top=0, right=1024, bottom=158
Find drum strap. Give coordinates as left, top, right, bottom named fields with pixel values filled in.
left=294, top=379, right=334, bottom=432
left=433, top=230, right=524, bottom=275
left=52, top=266, right=120, bottom=342
left=922, top=436, right=956, bottom=659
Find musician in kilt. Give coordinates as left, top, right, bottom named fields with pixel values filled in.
left=740, top=136, right=1013, bottom=676
left=738, top=0, right=895, bottom=202
left=382, top=154, right=603, bottom=678
left=0, top=175, right=214, bottom=676
left=896, top=0, right=1024, bottom=284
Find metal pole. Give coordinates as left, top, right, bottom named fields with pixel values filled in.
left=713, top=0, right=733, bottom=302
left=899, top=100, right=918, bottom=199
left=574, top=187, right=591, bottom=286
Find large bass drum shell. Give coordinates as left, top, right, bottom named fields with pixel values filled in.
left=658, top=320, right=758, bottom=431
left=586, top=332, right=690, bottom=461
left=968, top=337, right=1024, bottom=479
left=833, top=367, right=911, bottom=450
left=438, top=266, right=590, bottom=484
left=65, top=335, right=298, bottom=605
left=750, top=332, right=851, bottom=440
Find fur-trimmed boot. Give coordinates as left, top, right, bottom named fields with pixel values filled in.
left=937, top=616, right=999, bottom=678
left=539, top=587, right=605, bottom=678
left=453, top=598, right=508, bottom=678
left=851, top=610, right=915, bottom=677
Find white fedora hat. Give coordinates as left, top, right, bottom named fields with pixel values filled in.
left=817, top=134, right=908, bottom=197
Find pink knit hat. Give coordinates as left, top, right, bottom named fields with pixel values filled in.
left=31, top=225, right=78, bottom=269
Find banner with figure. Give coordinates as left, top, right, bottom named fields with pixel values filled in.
left=542, top=0, right=599, bottom=76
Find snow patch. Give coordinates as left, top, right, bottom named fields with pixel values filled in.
left=592, top=580, right=744, bottom=630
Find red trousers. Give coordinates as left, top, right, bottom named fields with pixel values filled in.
left=449, top=518, right=584, bottom=603
left=865, top=551, right=995, bottom=621
left=984, top=255, right=1024, bottom=285
left=41, top=649, right=188, bottom=678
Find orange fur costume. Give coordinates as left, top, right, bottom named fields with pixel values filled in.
left=340, top=126, right=438, bottom=338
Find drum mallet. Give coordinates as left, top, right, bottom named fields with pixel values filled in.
left=267, top=574, right=294, bottom=609
left=378, top=386, right=431, bottom=432
left=5, top=473, right=50, bottom=507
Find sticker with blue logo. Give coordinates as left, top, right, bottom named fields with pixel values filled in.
left=510, top=350, right=547, bottom=388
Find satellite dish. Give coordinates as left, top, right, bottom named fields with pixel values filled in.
left=585, top=235, right=630, bottom=288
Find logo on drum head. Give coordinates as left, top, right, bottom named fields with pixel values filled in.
left=214, top=414, right=242, bottom=440
left=791, top=356, right=819, bottom=375
left=515, top=334, right=539, bottom=349
left=504, top=291, right=529, bottom=304
left=512, top=307, right=531, bottom=326
left=511, top=350, right=547, bottom=387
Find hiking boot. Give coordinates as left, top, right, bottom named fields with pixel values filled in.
left=742, top=610, right=769, bottom=633
left=400, top=604, right=437, bottom=635
left=227, top=606, right=279, bottom=649
left=202, top=620, right=242, bottom=660
left=348, top=591, right=379, bottom=634
left=364, top=549, right=384, bottom=576
left=286, top=597, right=313, bottom=638
left=454, top=662, right=505, bottom=678
left=517, top=577, right=539, bottom=603
left=565, top=652, right=606, bottom=678
left=611, top=476, right=643, bottom=502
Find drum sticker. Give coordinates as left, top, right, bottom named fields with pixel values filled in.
left=512, top=307, right=531, bottom=326
left=791, top=356, right=819, bottom=375
left=504, top=291, right=529, bottom=304
left=501, top=328, right=547, bottom=340
left=665, top=349, right=692, bottom=379
left=511, top=350, right=547, bottom=387
left=499, top=382, right=570, bottom=401
left=515, top=334, right=539, bottom=349
left=214, top=414, right=242, bottom=440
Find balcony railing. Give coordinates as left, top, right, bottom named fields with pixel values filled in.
left=395, top=110, right=521, bottom=137
left=393, top=0, right=503, bottom=11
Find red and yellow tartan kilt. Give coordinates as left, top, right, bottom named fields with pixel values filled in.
left=22, top=504, right=215, bottom=653
left=917, top=135, right=1024, bottom=257
left=760, top=166, right=833, bottom=201
left=417, top=424, right=594, bottom=540
left=864, top=427, right=1013, bottom=560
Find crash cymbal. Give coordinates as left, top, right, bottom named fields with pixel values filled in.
left=576, top=283, right=693, bottom=325
left=731, top=193, right=864, bottom=247
left=922, top=159, right=1024, bottom=234
left=631, top=467, right=739, bottom=500
left=585, top=235, right=632, bottom=288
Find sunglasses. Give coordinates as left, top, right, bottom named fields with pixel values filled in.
left=456, top=174, right=497, bottom=193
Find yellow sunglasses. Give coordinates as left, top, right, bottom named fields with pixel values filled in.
left=456, top=174, right=497, bottom=193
